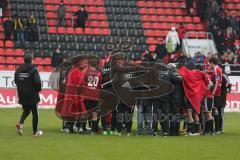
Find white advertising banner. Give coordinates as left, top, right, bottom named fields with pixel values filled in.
left=183, top=39, right=217, bottom=57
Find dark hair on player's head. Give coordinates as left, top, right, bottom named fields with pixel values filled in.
left=176, top=60, right=186, bottom=69
left=89, top=58, right=99, bottom=67
left=24, top=54, right=32, bottom=64
left=209, top=57, right=218, bottom=65
left=195, top=64, right=203, bottom=71
left=186, top=60, right=195, bottom=70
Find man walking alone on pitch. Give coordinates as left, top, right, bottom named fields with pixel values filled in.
left=15, top=54, right=43, bottom=136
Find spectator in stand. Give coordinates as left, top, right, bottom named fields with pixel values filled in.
left=14, top=14, right=25, bottom=46
left=230, top=12, right=239, bottom=39
left=186, top=0, right=193, bottom=16
left=217, top=12, right=230, bottom=31
left=193, top=52, right=206, bottom=64
left=207, top=0, right=219, bottom=19
left=215, top=30, right=226, bottom=54
left=221, top=49, right=234, bottom=74
left=143, top=50, right=157, bottom=63
left=177, top=23, right=186, bottom=49
left=51, top=47, right=64, bottom=70
left=221, top=49, right=235, bottom=64
left=57, top=2, right=66, bottom=27
left=224, top=28, right=235, bottom=51
left=166, top=27, right=180, bottom=54
left=74, top=6, right=88, bottom=32
left=198, top=0, right=208, bottom=21
left=155, top=38, right=167, bottom=60
left=0, top=0, right=7, bottom=17
left=233, top=49, right=240, bottom=74
left=3, top=17, right=14, bottom=41
left=26, top=14, right=38, bottom=42
left=216, top=0, right=224, bottom=7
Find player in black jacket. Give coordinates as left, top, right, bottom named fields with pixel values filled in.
left=15, top=54, right=42, bottom=136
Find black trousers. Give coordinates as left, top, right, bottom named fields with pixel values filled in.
left=116, top=103, right=134, bottom=133
left=19, top=104, right=39, bottom=134
left=152, top=100, right=169, bottom=134
left=4, top=31, right=12, bottom=40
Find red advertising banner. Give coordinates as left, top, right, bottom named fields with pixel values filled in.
left=0, top=88, right=57, bottom=108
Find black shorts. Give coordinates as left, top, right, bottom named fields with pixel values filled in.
left=185, top=97, right=194, bottom=111
left=214, top=96, right=221, bottom=108
left=203, top=97, right=213, bottom=113
left=85, top=100, right=99, bottom=112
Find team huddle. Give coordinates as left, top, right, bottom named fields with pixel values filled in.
left=14, top=53, right=231, bottom=137
left=54, top=54, right=231, bottom=137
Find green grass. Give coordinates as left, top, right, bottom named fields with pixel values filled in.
left=0, top=109, right=240, bottom=160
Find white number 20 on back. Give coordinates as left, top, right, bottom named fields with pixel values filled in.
left=87, top=75, right=99, bottom=87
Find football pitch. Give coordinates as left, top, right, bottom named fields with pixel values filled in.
left=0, top=109, right=240, bottom=160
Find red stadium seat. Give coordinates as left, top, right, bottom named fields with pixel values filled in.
left=0, top=56, right=4, bottom=62
left=137, top=1, right=145, bottom=7
left=88, top=6, right=96, bottom=13
left=66, top=27, right=75, bottom=34
left=102, top=28, right=110, bottom=35
left=165, top=9, right=174, bottom=15
left=186, top=24, right=195, bottom=31
left=155, top=1, right=163, bottom=7
left=16, top=57, right=24, bottom=64
left=156, top=9, right=164, bottom=15
left=99, top=21, right=108, bottom=28
left=167, top=16, right=175, bottom=22
left=98, top=7, right=106, bottom=13
left=58, top=27, right=66, bottom=34
left=193, top=17, right=200, bottom=23
left=144, top=23, right=152, bottom=29
left=0, top=41, right=4, bottom=47
left=184, top=16, right=192, bottom=23
left=48, top=20, right=56, bottom=26
left=44, top=66, right=53, bottom=72
left=93, top=28, right=101, bottom=35
left=150, top=15, right=158, bottom=22
left=5, top=41, right=14, bottom=48
left=6, top=65, right=16, bottom=71
left=49, top=27, right=57, bottom=33
left=146, top=1, right=155, bottom=7
left=146, top=37, right=156, bottom=44
left=5, top=49, right=14, bottom=55
left=152, top=23, right=160, bottom=29
left=96, top=0, right=104, bottom=6
left=34, top=58, right=43, bottom=65
left=38, top=66, right=44, bottom=72
left=5, top=57, right=15, bottom=64
left=176, top=16, right=184, bottom=23
left=0, top=65, right=5, bottom=70
left=0, top=49, right=4, bottom=55
left=149, top=45, right=156, bottom=52
left=149, top=8, right=156, bottom=15
left=139, top=8, right=147, bottom=15
left=99, top=14, right=107, bottom=20
left=142, top=15, right=149, bottom=22
left=43, top=58, right=51, bottom=65
left=46, top=12, right=57, bottom=19
left=76, top=28, right=83, bottom=34
left=15, top=49, right=24, bottom=56
left=84, top=28, right=93, bottom=34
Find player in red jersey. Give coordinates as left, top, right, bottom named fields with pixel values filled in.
left=61, top=57, right=88, bottom=133
left=79, top=58, right=102, bottom=134
left=208, top=57, right=223, bottom=133
left=202, top=70, right=215, bottom=135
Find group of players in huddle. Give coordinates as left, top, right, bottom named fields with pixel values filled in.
left=57, top=53, right=231, bottom=137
